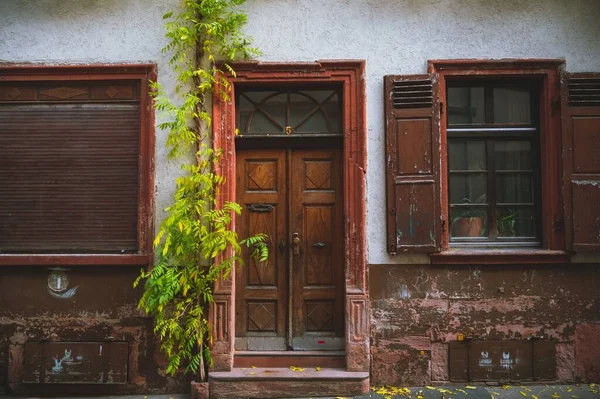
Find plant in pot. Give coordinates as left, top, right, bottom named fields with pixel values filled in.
left=451, top=193, right=487, bottom=238
left=497, top=208, right=519, bottom=237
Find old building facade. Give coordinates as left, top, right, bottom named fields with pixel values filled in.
left=1, top=0, right=599, bottom=397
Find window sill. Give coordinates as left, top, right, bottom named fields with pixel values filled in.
left=0, top=254, right=151, bottom=267
left=430, top=248, right=572, bottom=265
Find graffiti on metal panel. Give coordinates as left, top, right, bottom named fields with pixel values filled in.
left=478, top=351, right=492, bottom=367
left=51, top=349, right=84, bottom=374
left=501, top=351, right=514, bottom=370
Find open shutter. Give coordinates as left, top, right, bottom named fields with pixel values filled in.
left=562, top=73, right=600, bottom=251
left=385, top=74, right=441, bottom=254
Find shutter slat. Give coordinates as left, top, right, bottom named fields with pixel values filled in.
left=0, top=95, right=140, bottom=253
left=568, top=76, right=600, bottom=107
left=392, top=79, right=433, bottom=110
left=385, top=74, right=441, bottom=253
left=563, top=72, right=600, bottom=251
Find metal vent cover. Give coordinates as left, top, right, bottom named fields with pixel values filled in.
left=392, top=79, right=433, bottom=109
left=569, top=77, right=600, bottom=107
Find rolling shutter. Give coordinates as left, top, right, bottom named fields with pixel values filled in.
left=562, top=73, right=600, bottom=251
left=0, top=82, right=140, bottom=253
left=384, top=74, right=441, bottom=254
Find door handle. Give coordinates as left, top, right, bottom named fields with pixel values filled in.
left=279, top=239, right=286, bottom=255
left=292, top=232, right=301, bottom=255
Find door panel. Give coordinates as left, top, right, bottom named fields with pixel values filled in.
left=235, top=148, right=344, bottom=351
left=235, top=150, right=287, bottom=350
left=291, top=149, right=344, bottom=350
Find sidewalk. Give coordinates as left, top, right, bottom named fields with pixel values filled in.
left=3, top=385, right=599, bottom=399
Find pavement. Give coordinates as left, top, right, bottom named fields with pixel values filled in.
left=3, top=385, right=599, bottom=399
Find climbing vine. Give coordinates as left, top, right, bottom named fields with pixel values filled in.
left=134, top=0, right=265, bottom=380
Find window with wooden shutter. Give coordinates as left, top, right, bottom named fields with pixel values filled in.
left=562, top=73, right=600, bottom=251
left=0, top=65, right=154, bottom=263
left=384, top=74, right=441, bottom=254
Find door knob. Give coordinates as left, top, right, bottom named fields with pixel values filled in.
left=292, top=232, right=301, bottom=255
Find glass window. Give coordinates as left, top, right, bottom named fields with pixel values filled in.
left=236, top=89, right=341, bottom=136
left=447, top=82, right=539, bottom=244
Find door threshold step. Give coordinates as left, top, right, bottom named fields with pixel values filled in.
left=234, top=351, right=345, bottom=368
left=209, top=367, right=369, bottom=399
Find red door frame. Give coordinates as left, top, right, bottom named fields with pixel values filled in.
left=209, top=60, right=369, bottom=372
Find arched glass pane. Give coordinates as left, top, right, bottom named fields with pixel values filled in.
left=236, top=89, right=341, bottom=136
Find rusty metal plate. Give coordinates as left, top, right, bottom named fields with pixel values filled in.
left=450, top=340, right=556, bottom=382
left=533, top=340, right=556, bottom=380
left=469, top=341, right=533, bottom=381
left=22, top=342, right=128, bottom=384
left=449, top=341, right=469, bottom=381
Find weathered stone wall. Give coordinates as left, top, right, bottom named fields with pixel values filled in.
left=369, top=264, right=600, bottom=385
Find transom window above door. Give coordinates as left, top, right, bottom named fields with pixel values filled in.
left=236, top=88, right=342, bottom=137
left=446, top=81, right=540, bottom=245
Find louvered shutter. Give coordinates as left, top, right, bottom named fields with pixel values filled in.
left=562, top=73, right=600, bottom=251
left=0, top=82, right=140, bottom=253
left=384, top=74, right=441, bottom=254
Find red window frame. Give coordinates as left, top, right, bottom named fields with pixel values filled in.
left=428, top=59, right=570, bottom=264
left=0, top=64, right=155, bottom=267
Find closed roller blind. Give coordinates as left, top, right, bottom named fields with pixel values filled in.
left=0, top=103, right=140, bottom=253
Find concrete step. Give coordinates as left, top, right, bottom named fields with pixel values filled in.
left=208, top=367, right=369, bottom=399
left=234, top=350, right=346, bottom=368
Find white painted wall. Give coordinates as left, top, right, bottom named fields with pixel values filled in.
left=1, top=0, right=599, bottom=265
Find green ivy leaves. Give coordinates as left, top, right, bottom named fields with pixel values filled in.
left=134, top=0, right=263, bottom=379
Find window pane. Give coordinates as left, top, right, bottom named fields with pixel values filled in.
left=497, top=207, right=536, bottom=237
left=495, top=141, right=533, bottom=170
left=448, top=87, right=485, bottom=125
left=496, top=174, right=533, bottom=203
left=450, top=206, right=488, bottom=238
left=449, top=174, right=487, bottom=204
left=449, top=141, right=486, bottom=170
left=493, top=87, right=532, bottom=124
left=237, top=90, right=341, bottom=135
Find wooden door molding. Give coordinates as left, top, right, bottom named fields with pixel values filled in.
left=211, top=61, right=368, bottom=372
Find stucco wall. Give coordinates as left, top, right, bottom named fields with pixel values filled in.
left=239, top=0, right=600, bottom=264
left=2, top=0, right=599, bottom=263
left=0, top=0, right=183, bottom=229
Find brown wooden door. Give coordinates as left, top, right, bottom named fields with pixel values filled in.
left=235, top=148, right=344, bottom=351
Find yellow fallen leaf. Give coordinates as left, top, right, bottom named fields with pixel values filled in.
left=315, top=366, right=321, bottom=371
left=251, top=365, right=257, bottom=368
left=426, top=386, right=436, bottom=390
left=466, top=386, right=477, bottom=390
left=418, top=396, right=424, bottom=399
left=567, top=387, right=572, bottom=392
left=532, top=395, right=539, bottom=399
left=552, top=393, right=561, bottom=398
left=458, top=388, right=468, bottom=395
left=520, top=392, right=527, bottom=397
left=521, top=386, right=532, bottom=392
left=289, top=366, right=305, bottom=372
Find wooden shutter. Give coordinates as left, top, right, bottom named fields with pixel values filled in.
left=562, top=73, right=600, bottom=251
left=0, top=82, right=140, bottom=253
left=384, top=74, right=441, bottom=254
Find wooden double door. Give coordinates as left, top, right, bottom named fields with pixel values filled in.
left=235, top=148, right=344, bottom=351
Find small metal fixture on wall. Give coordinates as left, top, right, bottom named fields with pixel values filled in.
left=47, top=267, right=79, bottom=299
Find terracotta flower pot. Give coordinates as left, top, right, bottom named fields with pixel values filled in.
left=453, top=217, right=484, bottom=237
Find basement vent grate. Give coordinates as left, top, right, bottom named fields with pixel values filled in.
left=569, top=77, right=600, bottom=107
left=392, top=79, right=433, bottom=109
